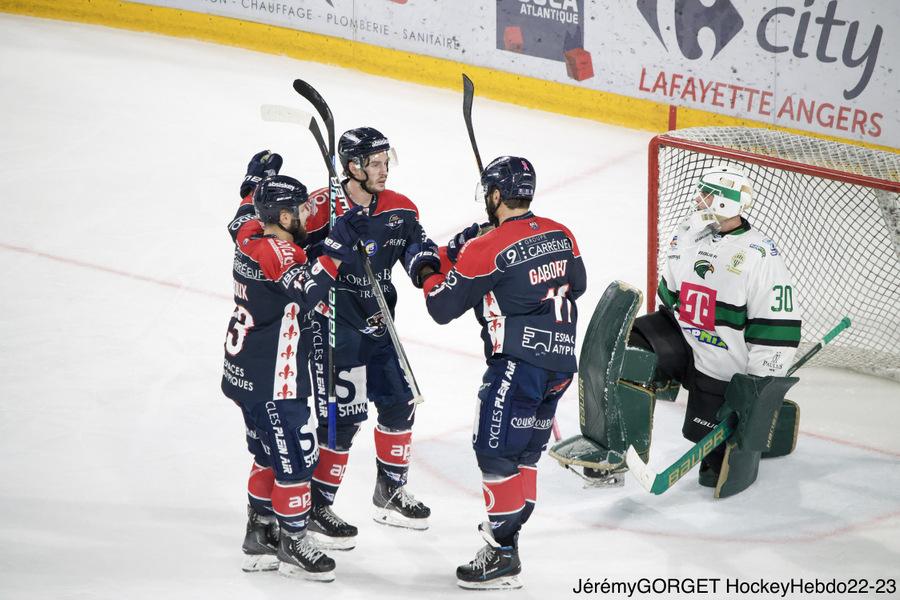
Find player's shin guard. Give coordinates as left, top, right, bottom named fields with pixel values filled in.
left=374, top=426, right=411, bottom=487
left=372, top=426, right=430, bottom=528
left=271, top=480, right=313, bottom=536
left=482, top=473, right=526, bottom=547
left=311, top=446, right=349, bottom=507
left=247, top=461, right=276, bottom=517
left=518, top=465, right=537, bottom=525
left=309, top=447, right=357, bottom=550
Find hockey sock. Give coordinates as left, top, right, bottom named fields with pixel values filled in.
left=518, top=465, right=537, bottom=525
left=311, top=446, right=350, bottom=507
left=271, top=480, right=312, bottom=536
left=247, top=461, right=275, bottom=517
left=482, top=473, right=526, bottom=547
left=374, top=426, right=411, bottom=487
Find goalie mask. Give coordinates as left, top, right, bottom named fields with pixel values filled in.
left=695, top=165, right=754, bottom=220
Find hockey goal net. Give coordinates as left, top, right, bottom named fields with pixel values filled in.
left=648, top=127, right=900, bottom=381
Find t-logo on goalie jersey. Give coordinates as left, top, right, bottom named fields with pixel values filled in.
left=423, top=212, right=586, bottom=373
left=657, top=217, right=802, bottom=381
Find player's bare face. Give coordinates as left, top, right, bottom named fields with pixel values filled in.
left=361, top=151, right=389, bottom=192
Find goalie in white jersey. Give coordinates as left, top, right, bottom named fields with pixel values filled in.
left=630, top=164, right=802, bottom=489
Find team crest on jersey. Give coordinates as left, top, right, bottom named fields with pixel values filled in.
left=386, top=214, right=404, bottom=229
left=749, top=243, right=767, bottom=258
left=669, top=235, right=679, bottom=250
left=693, top=259, right=715, bottom=279
left=529, top=221, right=539, bottom=230
left=364, top=240, right=378, bottom=256
left=727, top=251, right=745, bottom=274
left=682, top=327, right=729, bottom=349
left=360, top=311, right=387, bottom=337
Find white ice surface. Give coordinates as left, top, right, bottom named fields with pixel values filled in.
left=0, top=14, right=898, bottom=600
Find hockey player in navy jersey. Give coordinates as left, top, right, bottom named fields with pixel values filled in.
left=223, top=151, right=367, bottom=581
left=409, top=156, right=587, bottom=590
left=301, top=128, right=438, bottom=548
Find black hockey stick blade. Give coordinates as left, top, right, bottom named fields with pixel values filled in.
left=462, top=74, right=484, bottom=174
left=293, top=79, right=335, bottom=157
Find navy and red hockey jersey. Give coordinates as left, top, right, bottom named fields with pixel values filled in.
left=222, top=196, right=340, bottom=404
left=423, top=212, right=586, bottom=373
left=304, top=185, right=428, bottom=346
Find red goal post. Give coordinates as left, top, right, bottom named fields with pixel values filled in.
left=647, top=127, right=900, bottom=380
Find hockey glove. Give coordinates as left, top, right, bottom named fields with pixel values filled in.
left=404, top=239, right=441, bottom=288
left=239, top=150, right=283, bottom=198
left=446, top=222, right=484, bottom=264
left=323, top=206, right=368, bottom=264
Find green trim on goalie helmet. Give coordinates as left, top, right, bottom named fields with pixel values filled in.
left=698, top=179, right=742, bottom=202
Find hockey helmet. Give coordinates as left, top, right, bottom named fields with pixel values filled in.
left=253, top=174, right=308, bottom=224
left=696, top=165, right=753, bottom=219
left=478, top=156, right=536, bottom=203
left=338, top=127, right=397, bottom=174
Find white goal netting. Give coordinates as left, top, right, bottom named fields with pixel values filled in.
left=652, top=127, right=900, bottom=381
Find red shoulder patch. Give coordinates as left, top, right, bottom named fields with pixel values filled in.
left=373, top=190, right=419, bottom=220
left=305, top=186, right=332, bottom=234
left=454, top=231, right=502, bottom=278
left=252, top=238, right=309, bottom=281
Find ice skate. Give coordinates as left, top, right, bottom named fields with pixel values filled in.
left=308, top=504, right=358, bottom=550
left=277, top=533, right=336, bottom=582
left=456, top=523, right=522, bottom=590
left=241, top=505, right=280, bottom=572
left=372, top=478, right=430, bottom=530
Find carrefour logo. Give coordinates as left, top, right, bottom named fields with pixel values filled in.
left=636, top=0, right=883, bottom=100
left=637, top=0, right=742, bottom=60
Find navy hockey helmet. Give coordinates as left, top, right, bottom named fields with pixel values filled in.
left=338, top=127, right=393, bottom=174
left=480, top=156, right=536, bottom=203
left=253, top=174, right=308, bottom=224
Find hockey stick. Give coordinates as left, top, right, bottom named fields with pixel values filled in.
left=626, top=317, right=851, bottom=495
left=461, top=74, right=483, bottom=174
left=461, top=74, right=564, bottom=441
left=260, top=104, right=339, bottom=449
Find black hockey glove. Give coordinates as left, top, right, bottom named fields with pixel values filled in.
left=404, top=239, right=441, bottom=288
left=239, top=150, right=283, bottom=198
left=446, top=222, right=486, bottom=264
left=323, top=206, right=368, bottom=264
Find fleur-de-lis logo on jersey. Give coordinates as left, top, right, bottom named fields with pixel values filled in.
left=281, top=345, right=295, bottom=360
left=277, top=384, right=293, bottom=399
left=283, top=324, right=298, bottom=339
left=693, top=259, right=715, bottom=279
left=286, top=305, right=298, bottom=320
left=278, top=364, right=295, bottom=380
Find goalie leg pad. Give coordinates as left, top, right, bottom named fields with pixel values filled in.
left=763, top=400, right=800, bottom=458
left=567, top=282, right=656, bottom=463
left=718, top=374, right=799, bottom=453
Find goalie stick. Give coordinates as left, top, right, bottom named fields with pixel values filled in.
left=461, top=73, right=563, bottom=442
left=625, top=317, right=851, bottom=495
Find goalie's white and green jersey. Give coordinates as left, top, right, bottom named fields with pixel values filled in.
left=657, top=217, right=801, bottom=382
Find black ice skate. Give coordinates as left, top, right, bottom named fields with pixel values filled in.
left=307, top=504, right=358, bottom=550
left=457, top=523, right=522, bottom=590
left=276, top=532, right=336, bottom=582
left=372, top=478, right=430, bottom=530
left=241, top=505, right=280, bottom=572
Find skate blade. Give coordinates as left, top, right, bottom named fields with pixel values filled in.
left=372, top=507, right=429, bottom=530
left=307, top=530, right=357, bottom=551
left=277, top=561, right=335, bottom=582
left=241, top=553, right=279, bottom=572
left=457, top=575, right=523, bottom=590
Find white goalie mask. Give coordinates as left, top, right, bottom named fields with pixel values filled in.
left=695, top=165, right=754, bottom=220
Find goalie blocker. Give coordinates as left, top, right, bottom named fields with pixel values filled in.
left=550, top=281, right=800, bottom=497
